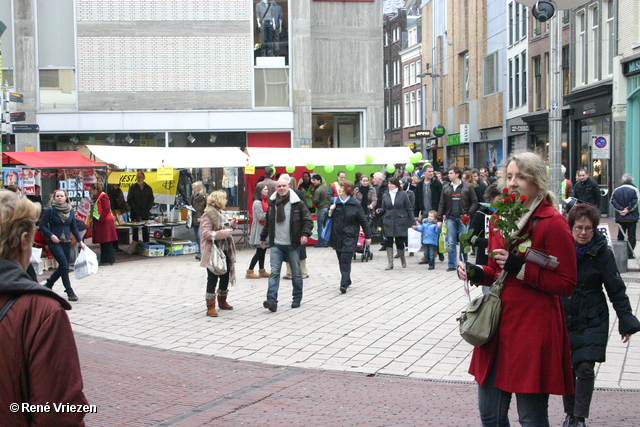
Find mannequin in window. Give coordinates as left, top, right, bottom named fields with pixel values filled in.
left=256, top=0, right=279, bottom=56
left=271, top=1, right=284, bottom=56
left=222, top=167, right=238, bottom=207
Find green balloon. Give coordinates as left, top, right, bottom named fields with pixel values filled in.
left=386, top=163, right=395, bottom=174
left=414, top=152, right=423, bottom=161
left=346, top=163, right=355, bottom=171
left=365, top=154, right=374, bottom=164
left=324, top=164, right=334, bottom=173
left=306, top=162, right=315, bottom=170
left=405, top=163, right=415, bottom=173
left=286, top=165, right=295, bottom=173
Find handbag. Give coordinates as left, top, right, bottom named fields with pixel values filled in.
left=457, top=270, right=506, bottom=346
left=207, top=241, right=227, bottom=275
left=320, top=197, right=338, bottom=242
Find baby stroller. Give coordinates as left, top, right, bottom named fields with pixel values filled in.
left=353, top=229, right=373, bottom=262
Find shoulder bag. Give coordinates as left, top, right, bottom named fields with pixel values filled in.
left=320, top=197, right=338, bottom=242
left=207, top=241, right=227, bottom=275
left=457, top=269, right=506, bottom=346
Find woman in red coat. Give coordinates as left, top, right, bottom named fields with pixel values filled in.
left=90, top=182, right=118, bottom=265
left=458, top=152, right=577, bottom=426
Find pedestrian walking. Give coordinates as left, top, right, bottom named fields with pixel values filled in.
left=327, top=180, right=371, bottom=293
left=574, top=169, right=601, bottom=209
left=199, top=191, right=237, bottom=317
left=458, top=151, right=577, bottom=426
left=412, top=210, right=440, bottom=269
left=610, top=173, right=639, bottom=259
left=260, top=176, right=313, bottom=312
left=312, top=174, right=330, bottom=247
left=246, top=184, right=270, bottom=279
left=40, top=189, right=86, bottom=301
left=0, top=189, right=89, bottom=426
left=560, top=203, right=640, bottom=427
left=89, top=183, right=119, bottom=266
left=376, top=177, right=414, bottom=270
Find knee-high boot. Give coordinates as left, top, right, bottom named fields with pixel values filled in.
left=205, top=293, right=218, bottom=317
left=217, top=289, right=233, bottom=310
left=399, top=249, right=407, bottom=268
left=385, top=248, right=394, bottom=270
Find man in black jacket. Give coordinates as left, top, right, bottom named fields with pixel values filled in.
left=414, top=164, right=443, bottom=221
left=574, top=169, right=601, bottom=210
left=260, top=177, right=313, bottom=312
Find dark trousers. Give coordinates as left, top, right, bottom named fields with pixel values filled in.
left=617, top=221, right=637, bottom=257
left=207, top=269, right=230, bottom=294
left=131, top=218, right=150, bottom=242
left=385, top=236, right=407, bottom=250
left=563, top=361, right=596, bottom=419
left=335, top=251, right=353, bottom=288
left=99, top=242, right=116, bottom=264
left=47, top=242, right=73, bottom=294
left=249, top=247, right=267, bottom=270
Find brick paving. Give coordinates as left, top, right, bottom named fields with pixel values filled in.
left=46, top=216, right=640, bottom=425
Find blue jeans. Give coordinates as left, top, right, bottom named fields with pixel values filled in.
left=446, top=217, right=468, bottom=268
left=478, top=361, right=550, bottom=427
left=424, top=244, right=437, bottom=268
left=193, top=225, right=201, bottom=255
left=47, top=241, right=73, bottom=294
left=316, top=208, right=328, bottom=246
left=267, top=244, right=303, bottom=304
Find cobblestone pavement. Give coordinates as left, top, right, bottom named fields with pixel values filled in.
left=50, top=217, right=640, bottom=425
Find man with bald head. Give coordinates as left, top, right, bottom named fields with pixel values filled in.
left=260, top=176, right=313, bottom=312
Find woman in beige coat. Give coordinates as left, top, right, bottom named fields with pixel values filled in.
left=199, top=190, right=238, bottom=317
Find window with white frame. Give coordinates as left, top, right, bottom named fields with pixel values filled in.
left=533, top=14, right=542, bottom=37
left=521, top=6, right=527, bottom=39
left=509, top=3, right=514, bottom=45
left=515, top=3, right=520, bottom=43
left=545, top=52, right=550, bottom=108
left=509, top=59, right=513, bottom=110
left=588, top=4, right=599, bottom=83
left=410, top=91, right=416, bottom=126
left=576, top=9, right=586, bottom=86
left=408, top=27, right=417, bottom=46
left=395, top=103, right=401, bottom=128
left=484, top=52, right=498, bottom=96
left=514, top=55, right=520, bottom=108
left=404, top=64, right=410, bottom=87
left=416, top=89, right=421, bottom=125
left=603, top=0, right=614, bottom=77
left=386, top=105, right=390, bottom=130
left=385, top=64, right=390, bottom=88
left=533, top=55, right=542, bottom=111
left=521, top=51, right=527, bottom=106
left=416, top=60, right=421, bottom=78
left=404, top=93, right=410, bottom=127
left=410, top=63, right=416, bottom=86
left=462, top=52, right=470, bottom=102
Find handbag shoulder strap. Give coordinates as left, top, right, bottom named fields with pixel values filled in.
left=0, top=295, right=20, bottom=323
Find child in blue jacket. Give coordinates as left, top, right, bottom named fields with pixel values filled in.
left=412, top=210, right=440, bottom=269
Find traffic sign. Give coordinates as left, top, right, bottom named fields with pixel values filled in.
left=11, top=123, right=40, bottom=133
left=9, top=93, right=24, bottom=103
left=10, top=112, right=26, bottom=122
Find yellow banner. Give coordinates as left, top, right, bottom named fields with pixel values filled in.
left=108, top=171, right=180, bottom=199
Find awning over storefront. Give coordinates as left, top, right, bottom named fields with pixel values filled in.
left=2, top=151, right=106, bottom=169
left=86, top=146, right=250, bottom=169
left=245, top=147, right=416, bottom=167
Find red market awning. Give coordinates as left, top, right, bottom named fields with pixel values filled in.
left=2, top=151, right=106, bottom=169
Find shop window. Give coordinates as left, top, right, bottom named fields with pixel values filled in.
left=254, top=0, right=288, bottom=66
left=312, top=113, right=362, bottom=148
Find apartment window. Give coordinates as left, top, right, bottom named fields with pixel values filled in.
left=37, top=0, right=77, bottom=110
left=545, top=52, right=550, bottom=109
left=394, top=103, right=401, bottom=128
left=588, top=4, right=599, bottom=83
left=562, top=10, right=570, bottom=24
left=416, top=90, right=421, bottom=125
left=385, top=64, right=390, bottom=88
left=533, top=56, right=542, bottom=111
left=603, top=0, right=614, bottom=77
left=515, top=3, right=520, bottom=42
left=403, top=65, right=410, bottom=87
left=410, top=63, right=416, bottom=86
left=385, top=106, right=390, bottom=130
left=410, top=92, right=416, bottom=126
left=562, top=46, right=570, bottom=96
left=404, top=93, right=410, bottom=127
left=462, top=52, right=469, bottom=102
left=533, top=16, right=541, bottom=37
left=509, top=3, right=514, bottom=45
left=393, top=60, right=399, bottom=86
left=514, top=56, right=520, bottom=108
left=576, top=10, right=586, bottom=86
left=484, top=52, right=498, bottom=96
left=509, top=59, right=514, bottom=110
left=521, top=52, right=527, bottom=106
left=416, top=60, right=421, bottom=78
left=522, top=7, right=527, bottom=38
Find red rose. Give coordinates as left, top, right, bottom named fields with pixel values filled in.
left=502, top=187, right=509, bottom=194
left=503, top=194, right=511, bottom=203
left=461, top=215, right=470, bottom=225
left=519, top=195, right=527, bottom=203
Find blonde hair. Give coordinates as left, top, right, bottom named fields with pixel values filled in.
left=192, top=181, right=206, bottom=195
left=462, top=170, right=478, bottom=187
left=205, top=190, right=227, bottom=212
left=0, top=190, right=41, bottom=261
left=502, top=152, right=557, bottom=205
left=48, top=188, right=71, bottom=206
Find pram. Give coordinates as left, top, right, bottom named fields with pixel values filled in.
left=353, top=229, right=373, bottom=262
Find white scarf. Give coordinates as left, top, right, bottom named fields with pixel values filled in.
left=389, top=188, right=398, bottom=205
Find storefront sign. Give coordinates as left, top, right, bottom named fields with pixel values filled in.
left=447, top=134, right=461, bottom=146
left=408, top=130, right=431, bottom=139
left=460, top=124, right=470, bottom=143
left=510, top=125, right=530, bottom=133
left=432, top=125, right=446, bottom=138
left=623, top=58, right=640, bottom=76
left=592, top=134, right=610, bottom=159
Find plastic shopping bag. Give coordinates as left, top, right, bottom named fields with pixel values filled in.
left=74, top=247, right=99, bottom=280
left=438, top=223, right=447, bottom=254
left=30, top=247, right=44, bottom=275
left=407, top=228, right=422, bottom=253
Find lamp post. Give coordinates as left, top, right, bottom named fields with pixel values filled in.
left=417, top=72, right=440, bottom=165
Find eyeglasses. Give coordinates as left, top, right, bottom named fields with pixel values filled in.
left=573, top=226, right=593, bottom=233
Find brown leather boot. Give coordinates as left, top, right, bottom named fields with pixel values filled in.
left=206, top=295, right=218, bottom=317
left=259, top=268, right=270, bottom=278
left=217, top=289, right=234, bottom=310
left=245, top=269, right=260, bottom=279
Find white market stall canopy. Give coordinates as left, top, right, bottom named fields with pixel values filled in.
left=245, top=147, right=416, bottom=167
left=86, top=146, right=250, bottom=169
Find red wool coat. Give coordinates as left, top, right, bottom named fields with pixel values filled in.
left=469, top=198, right=577, bottom=395
left=92, top=191, right=118, bottom=243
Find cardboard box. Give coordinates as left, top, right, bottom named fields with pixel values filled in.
left=136, top=243, right=165, bottom=257
left=162, top=242, right=197, bottom=256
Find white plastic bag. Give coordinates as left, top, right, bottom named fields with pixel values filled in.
left=30, top=247, right=44, bottom=275
left=74, top=247, right=99, bottom=280
left=407, top=228, right=423, bottom=253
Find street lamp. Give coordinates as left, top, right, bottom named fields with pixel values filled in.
left=416, top=72, right=440, bottom=163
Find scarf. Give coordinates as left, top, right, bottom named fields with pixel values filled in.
left=208, top=208, right=237, bottom=286
left=389, top=188, right=398, bottom=205
left=275, top=191, right=290, bottom=223
left=339, top=195, right=351, bottom=204
left=575, top=240, right=594, bottom=261
left=360, top=185, right=370, bottom=209
left=53, top=202, right=72, bottom=222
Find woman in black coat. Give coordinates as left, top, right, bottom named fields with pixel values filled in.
left=328, top=180, right=371, bottom=294
left=561, top=204, right=640, bottom=427
left=376, top=177, right=414, bottom=269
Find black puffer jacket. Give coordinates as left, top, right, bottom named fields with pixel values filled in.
left=328, top=197, right=372, bottom=252
left=561, top=231, right=640, bottom=365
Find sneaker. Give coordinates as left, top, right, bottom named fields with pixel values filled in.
left=263, top=300, right=277, bottom=312
left=291, top=300, right=301, bottom=308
